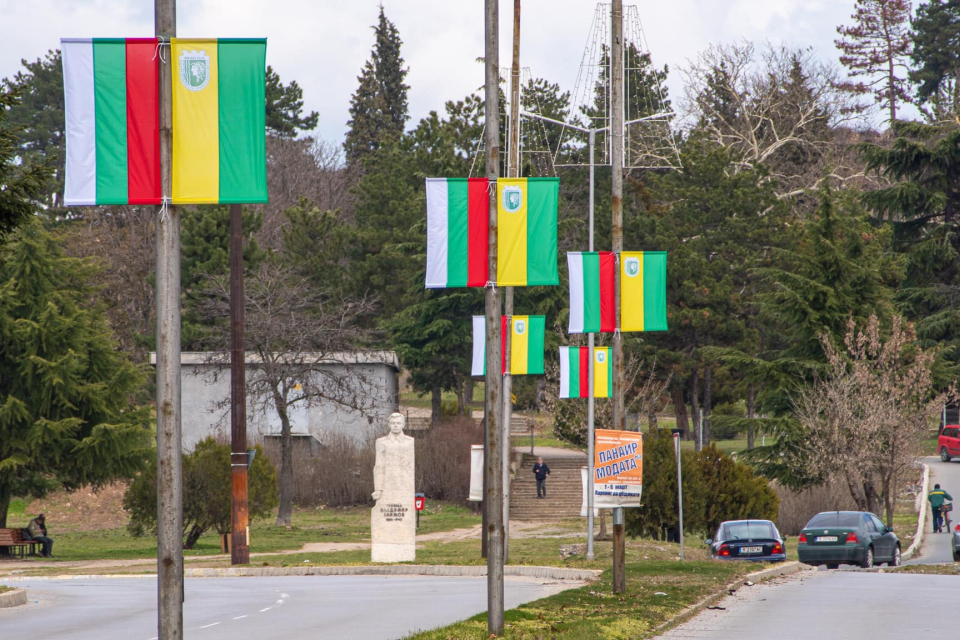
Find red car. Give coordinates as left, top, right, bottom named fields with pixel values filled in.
left=939, top=425, right=960, bottom=462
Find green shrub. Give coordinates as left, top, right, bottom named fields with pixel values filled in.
left=709, top=402, right=747, bottom=440
left=124, top=438, right=279, bottom=549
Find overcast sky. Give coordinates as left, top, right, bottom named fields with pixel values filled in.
left=1, top=0, right=862, bottom=142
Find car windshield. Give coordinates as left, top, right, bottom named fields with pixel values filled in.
left=806, top=513, right=861, bottom=528
left=722, top=522, right=777, bottom=540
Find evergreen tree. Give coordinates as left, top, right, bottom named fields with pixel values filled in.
left=911, top=0, right=960, bottom=117
left=344, top=5, right=410, bottom=163
left=835, top=0, right=913, bottom=123
left=0, top=86, right=51, bottom=234
left=0, top=221, right=152, bottom=526
left=265, top=66, right=319, bottom=138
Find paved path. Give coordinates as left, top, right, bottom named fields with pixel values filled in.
left=0, top=575, right=577, bottom=640
left=908, top=456, right=960, bottom=564
left=657, top=571, right=953, bottom=639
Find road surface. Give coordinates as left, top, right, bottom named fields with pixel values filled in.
left=908, top=455, right=960, bottom=564
left=656, top=571, right=955, bottom=639
left=0, top=575, right=578, bottom=640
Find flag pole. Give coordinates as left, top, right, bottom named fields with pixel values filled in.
left=229, top=203, right=250, bottom=564
left=586, top=127, right=596, bottom=561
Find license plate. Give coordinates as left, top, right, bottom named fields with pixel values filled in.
left=816, top=536, right=838, bottom=542
left=740, top=546, right=762, bottom=554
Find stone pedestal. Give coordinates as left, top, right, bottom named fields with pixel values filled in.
left=371, top=413, right=416, bottom=563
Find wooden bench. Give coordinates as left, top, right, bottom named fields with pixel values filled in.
left=0, top=528, right=41, bottom=559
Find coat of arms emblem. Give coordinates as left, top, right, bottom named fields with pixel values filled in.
left=502, top=185, right=523, bottom=213
left=514, top=320, right=526, bottom=335
left=596, top=351, right=606, bottom=363
left=179, top=50, right=211, bottom=92
left=624, top=257, right=640, bottom=277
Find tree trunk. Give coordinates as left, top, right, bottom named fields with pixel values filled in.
left=465, top=377, right=475, bottom=415
left=276, top=402, right=294, bottom=527
left=703, top=365, right=712, bottom=447
left=431, top=385, right=442, bottom=428
left=690, top=371, right=701, bottom=451
left=598, top=508, right=609, bottom=540
left=0, top=484, right=11, bottom=528
left=671, top=384, right=689, bottom=439
left=648, top=409, right=658, bottom=430
left=845, top=470, right=869, bottom=512
left=747, top=382, right=756, bottom=449
left=183, top=524, right=204, bottom=550
left=883, top=475, right=895, bottom=528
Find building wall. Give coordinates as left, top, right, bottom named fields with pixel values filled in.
left=178, top=362, right=399, bottom=451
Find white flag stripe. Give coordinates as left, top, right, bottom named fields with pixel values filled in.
left=425, top=178, right=449, bottom=288
left=63, top=40, right=97, bottom=206
left=567, top=252, right=585, bottom=333
left=559, top=346, right=571, bottom=399
left=471, top=315, right=485, bottom=376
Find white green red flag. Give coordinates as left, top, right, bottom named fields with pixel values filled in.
left=559, top=346, right=612, bottom=399
left=426, top=178, right=489, bottom=288
left=567, top=251, right=616, bottom=333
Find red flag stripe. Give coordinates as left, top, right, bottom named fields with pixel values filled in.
left=125, top=38, right=161, bottom=205
left=578, top=346, right=589, bottom=398
left=467, top=178, right=489, bottom=287
left=599, top=251, right=616, bottom=332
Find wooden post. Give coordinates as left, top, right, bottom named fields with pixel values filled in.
left=229, top=203, right=250, bottom=565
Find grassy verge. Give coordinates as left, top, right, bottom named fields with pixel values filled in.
left=0, top=585, right=12, bottom=594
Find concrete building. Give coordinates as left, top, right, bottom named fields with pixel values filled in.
left=149, top=351, right=400, bottom=451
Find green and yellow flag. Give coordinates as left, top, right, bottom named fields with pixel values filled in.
left=620, top=251, right=668, bottom=331
left=172, top=38, right=267, bottom=204
left=497, top=178, right=559, bottom=286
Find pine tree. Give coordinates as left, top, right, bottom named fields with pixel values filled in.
left=344, top=5, right=410, bottom=163
left=265, top=66, right=319, bottom=138
left=0, top=86, right=51, bottom=234
left=910, top=0, right=960, bottom=117
left=835, top=0, right=913, bottom=123
left=0, top=221, right=152, bottom=526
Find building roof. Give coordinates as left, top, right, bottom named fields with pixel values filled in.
left=149, top=351, right=400, bottom=370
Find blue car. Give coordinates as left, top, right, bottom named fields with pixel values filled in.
left=706, top=520, right=787, bottom=562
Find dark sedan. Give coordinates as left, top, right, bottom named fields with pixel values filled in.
left=706, top=520, right=787, bottom=562
left=798, top=511, right=900, bottom=569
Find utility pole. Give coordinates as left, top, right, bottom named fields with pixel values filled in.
left=155, top=0, right=183, bottom=636
left=484, top=0, right=505, bottom=634
left=674, top=432, right=684, bottom=561
left=502, top=0, right=521, bottom=568
left=229, top=203, right=250, bottom=565
left=610, top=0, right=627, bottom=596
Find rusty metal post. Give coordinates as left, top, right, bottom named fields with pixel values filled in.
left=610, top=0, right=627, bottom=596
left=155, top=0, right=183, bottom=636
left=484, top=0, right=505, bottom=633
left=229, top=203, right=250, bottom=565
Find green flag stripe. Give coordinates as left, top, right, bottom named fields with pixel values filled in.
left=526, top=316, right=545, bottom=374
left=582, top=252, right=600, bottom=332
left=525, top=178, right=559, bottom=285
left=218, top=39, right=267, bottom=203
left=93, top=39, right=127, bottom=205
left=606, top=349, right=613, bottom=396
left=643, top=252, right=668, bottom=331
left=568, top=347, right=581, bottom=398
left=446, top=179, right=469, bottom=286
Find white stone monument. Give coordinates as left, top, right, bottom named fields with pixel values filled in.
left=371, top=412, right=416, bottom=562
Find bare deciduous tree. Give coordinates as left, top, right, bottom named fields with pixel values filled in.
left=199, top=262, right=382, bottom=526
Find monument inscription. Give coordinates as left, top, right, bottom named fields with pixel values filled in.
left=371, top=412, right=416, bottom=562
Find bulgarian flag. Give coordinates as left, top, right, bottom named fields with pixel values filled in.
left=620, top=251, right=668, bottom=331
left=497, top=178, right=559, bottom=286
left=567, top=252, right=616, bottom=333
left=171, top=39, right=267, bottom=204
left=559, top=346, right=612, bottom=399
left=471, top=315, right=545, bottom=376
left=62, top=38, right=161, bottom=205
left=426, top=178, right=489, bottom=288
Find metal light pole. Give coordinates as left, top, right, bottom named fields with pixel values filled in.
left=155, top=0, right=183, bottom=636
left=484, top=0, right=505, bottom=634
left=229, top=203, right=250, bottom=565
left=674, top=432, right=684, bottom=561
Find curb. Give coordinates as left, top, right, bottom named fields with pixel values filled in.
left=904, top=462, right=930, bottom=561
left=1, top=565, right=600, bottom=583
left=653, top=561, right=806, bottom=635
left=0, top=588, right=27, bottom=608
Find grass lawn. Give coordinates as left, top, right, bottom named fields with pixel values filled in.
left=677, top=435, right=777, bottom=455
left=0, top=585, right=12, bottom=594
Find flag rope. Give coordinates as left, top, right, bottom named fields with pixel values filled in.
left=153, top=36, right=169, bottom=63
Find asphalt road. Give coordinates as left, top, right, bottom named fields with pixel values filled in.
left=907, top=455, right=960, bottom=564
left=0, top=575, right=577, bottom=640
left=656, top=571, right=955, bottom=639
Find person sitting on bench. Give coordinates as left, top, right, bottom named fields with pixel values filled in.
left=24, top=514, right=53, bottom=558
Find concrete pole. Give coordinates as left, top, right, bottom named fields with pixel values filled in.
left=155, top=0, right=183, bottom=636
left=502, top=0, right=521, bottom=567
left=610, top=0, right=627, bottom=596
left=674, top=433, right=684, bottom=561
left=484, top=0, right=505, bottom=633
left=229, top=204, right=250, bottom=565
left=586, top=129, right=596, bottom=562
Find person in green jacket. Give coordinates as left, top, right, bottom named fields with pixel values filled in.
left=928, top=484, right=953, bottom=533
left=25, top=513, right=53, bottom=557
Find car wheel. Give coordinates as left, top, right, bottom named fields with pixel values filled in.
left=891, top=545, right=901, bottom=567
left=861, top=546, right=874, bottom=569
left=941, top=447, right=951, bottom=462
left=825, top=563, right=839, bottom=570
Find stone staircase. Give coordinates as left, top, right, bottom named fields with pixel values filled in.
left=509, top=452, right=586, bottom=520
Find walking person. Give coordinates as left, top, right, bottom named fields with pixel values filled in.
left=533, top=457, right=550, bottom=499
left=25, top=513, right=54, bottom=557
left=929, top=483, right=953, bottom=533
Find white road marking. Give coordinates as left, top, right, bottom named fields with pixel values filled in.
left=199, top=622, right=221, bottom=629
left=260, top=606, right=272, bottom=612
left=281, top=593, right=289, bottom=598
left=233, top=615, right=248, bottom=620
